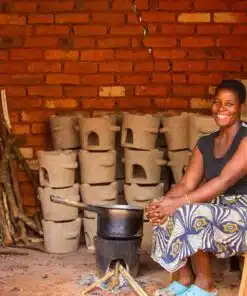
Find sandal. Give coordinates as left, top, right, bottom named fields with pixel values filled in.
left=154, top=281, right=189, bottom=296
left=180, top=284, right=218, bottom=296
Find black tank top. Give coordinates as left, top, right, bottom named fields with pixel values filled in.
left=197, top=121, right=247, bottom=195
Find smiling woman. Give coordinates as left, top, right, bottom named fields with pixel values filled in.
left=145, top=80, right=247, bottom=296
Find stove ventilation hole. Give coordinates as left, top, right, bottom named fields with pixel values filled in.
left=125, top=128, right=133, bottom=144
left=109, top=258, right=127, bottom=270
left=87, top=131, right=99, bottom=146
left=132, top=164, right=147, bottom=179
left=41, top=167, right=49, bottom=184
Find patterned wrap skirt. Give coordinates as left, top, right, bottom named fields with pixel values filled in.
left=151, top=194, right=247, bottom=273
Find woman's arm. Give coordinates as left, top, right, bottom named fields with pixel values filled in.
left=161, top=146, right=204, bottom=199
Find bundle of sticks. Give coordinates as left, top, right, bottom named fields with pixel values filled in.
left=0, top=90, right=43, bottom=249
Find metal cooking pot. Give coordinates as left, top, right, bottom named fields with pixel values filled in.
left=50, top=195, right=144, bottom=239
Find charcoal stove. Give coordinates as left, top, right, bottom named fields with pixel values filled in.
left=95, top=235, right=142, bottom=277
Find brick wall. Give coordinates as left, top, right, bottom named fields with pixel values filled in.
left=1, top=0, right=247, bottom=214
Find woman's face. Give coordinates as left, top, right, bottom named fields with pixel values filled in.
left=212, top=89, right=242, bottom=128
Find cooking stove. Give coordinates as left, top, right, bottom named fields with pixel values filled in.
left=94, top=236, right=142, bottom=277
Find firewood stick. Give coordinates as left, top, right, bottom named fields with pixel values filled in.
left=119, top=265, right=150, bottom=296
left=2, top=190, right=15, bottom=238
left=0, top=188, right=13, bottom=245
left=81, top=270, right=115, bottom=295
left=0, top=248, right=28, bottom=256
left=18, top=214, right=43, bottom=236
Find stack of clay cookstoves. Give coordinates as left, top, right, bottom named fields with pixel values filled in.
left=77, top=114, right=120, bottom=252
left=121, top=113, right=166, bottom=254
left=38, top=114, right=82, bottom=254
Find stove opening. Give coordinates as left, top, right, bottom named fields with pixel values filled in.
left=109, top=258, right=127, bottom=270
left=87, top=131, right=99, bottom=146
left=132, top=164, right=147, bottom=179
left=125, top=128, right=133, bottom=144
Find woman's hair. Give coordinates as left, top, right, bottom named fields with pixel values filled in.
left=215, top=79, right=246, bottom=104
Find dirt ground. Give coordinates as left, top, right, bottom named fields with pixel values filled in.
left=0, top=244, right=241, bottom=295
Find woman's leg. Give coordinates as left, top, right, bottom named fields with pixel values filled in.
left=192, top=250, right=216, bottom=292
left=173, top=259, right=195, bottom=287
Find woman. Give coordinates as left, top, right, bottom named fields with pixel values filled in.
left=146, top=79, right=247, bottom=296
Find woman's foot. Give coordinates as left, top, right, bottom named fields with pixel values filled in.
left=194, top=278, right=216, bottom=293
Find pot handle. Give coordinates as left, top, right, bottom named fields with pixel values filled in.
left=156, top=159, right=167, bottom=166
left=51, top=126, right=64, bottom=132
left=145, top=127, right=158, bottom=133
left=160, top=127, right=169, bottom=133
left=65, top=232, right=79, bottom=239
left=110, top=125, right=121, bottom=132
left=133, top=196, right=153, bottom=202
left=50, top=195, right=102, bottom=214
left=102, top=160, right=115, bottom=167
left=61, top=162, right=78, bottom=169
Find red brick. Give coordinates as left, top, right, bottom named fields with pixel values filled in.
left=172, top=86, right=205, bottom=97
left=173, top=61, right=206, bottom=72
left=207, top=61, right=241, bottom=72
left=0, top=50, right=8, bottom=60
left=46, top=74, right=80, bottom=85
left=28, top=86, right=62, bottom=97
left=24, top=37, right=58, bottom=48
left=152, top=73, right=172, bottom=84
left=20, top=183, right=36, bottom=206
left=81, top=74, right=114, bottom=85
left=135, top=85, right=168, bottom=96
left=45, top=98, right=78, bottom=109
left=28, top=62, right=61, bottom=73
left=73, top=37, right=95, bottom=48
left=116, top=74, right=149, bottom=84
left=172, top=74, right=187, bottom=84
left=80, top=49, right=114, bottom=61
left=218, top=37, right=247, bottom=47
left=135, top=0, right=149, bottom=9
left=116, top=50, right=150, bottom=60
left=55, top=13, right=89, bottom=24
left=161, top=24, right=195, bottom=35
left=111, top=0, right=132, bottom=10
left=5, top=87, right=26, bottom=97
left=10, top=49, right=43, bottom=60
left=64, top=61, right=98, bottom=73
left=159, top=0, right=192, bottom=10
left=24, top=206, right=37, bottom=217
left=39, top=1, right=74, bottom=12
left=17, top=170, right=29, bottom=182
left=31, top=123, right=46, bottom=134
left=153, top=61, right=171, bottom=72
left=231, top=1, right=247, bottom=10
left=81, top=98, right=116, bottom=109
left=187, top=48, right=223, bottom=59
left=153, top=49, right=186, bottom=59
left=214, top=13, right=247, bottom=23
left=131, top=37, right=143, bottom=48
left=144, top=36, right=177, bottom=48
left=45, top=50, right=79, bottom=60
left=9, top=97, right=42, bottom=109
left=181, top=37, right=214, bottom=47
left=12, top=2, right=37, bottom=12
left=225, top=49, right=247, bottom=60
left=197, top=24, right=231, bottom=35
left=0, top=74, right=9, bottom=84
left=0, top=14, right=26, bottom=25
left=10, top=112, right=20, bottom=123
left=116, top=98, right=152, bottom=109
left=28, top=14, right=54, bottom=24
left=110, top=25, right=142, bottom=35
left=0, top=25, right=32, bottom=37
left=65, top=86, right=98, bottom=97
left=74, top=25, right=107, bottom=36
left=178, top=13, right=210, bottom=23
left=194, top=0, right=228, bottom=10
left=139, top=12, right=175, bottom=23
left=233, top=25, right=247, bottom=35
left=12, top=124, right=30, bottom=135
left=21, top=110, right=55, bottom=122
left=36, top=25, right=70, bottom=36
left=25, top=135, right=46, bottom=147
left=153, top=98, right=188, bottom=109
left=99, top=61, right=132, bottom=72
left=0, top=62, right=27, bottom=73
left=98, top=37, right=130, bottom=48
left=11, top=74, right=43, bottom=85
left=81, top=0, right=109, bottom=10
left=92, top=13, right=125, bottom=24
left=134, top=62, right=154, bottom=72
left=188, top=73, right=223, bottom=84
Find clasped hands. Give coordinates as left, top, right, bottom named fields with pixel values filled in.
left=145, top=196, right=182, bottom=226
